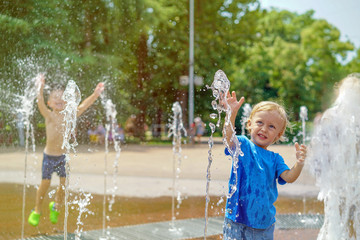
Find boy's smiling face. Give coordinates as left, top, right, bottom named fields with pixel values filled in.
left=48, top=89, right=65, bottom=112
left=247, top=110, right=285, bottom=149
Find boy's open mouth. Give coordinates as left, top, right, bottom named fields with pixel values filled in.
left=258, top=133, right=267, bottom=140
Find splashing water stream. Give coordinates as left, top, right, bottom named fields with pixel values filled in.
left=102, top=118, right=109, bottom=240
left=19, top=74, right=41, bottom=239
left=100, top=97, right=121, bottom=239
left=60, top=80, right=81, bottom=240
left=205, top=70, right=243, bottom=239
left=168, top=102, right=187, bottom=231
left=300, top=106, right=308, bottom=144
left=72, top=189, right=94, bottom=239
left=241, top=103, right=252, bottom=136
left=308, top=74, right=360, bottom=239
left=204, top=121, right=215, bottom=240
left=299, top=106, right=308, bottom=215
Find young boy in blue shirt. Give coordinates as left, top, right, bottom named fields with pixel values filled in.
left=223, top=91, right=307, bottom=240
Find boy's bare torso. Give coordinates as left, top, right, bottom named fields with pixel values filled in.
left=44, top=111, right=65, bottom=156
left=36, top=75, right=104, bottom=156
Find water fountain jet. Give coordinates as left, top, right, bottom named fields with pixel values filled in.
left=168, top=101, right=187, bottom=232
left=205, top=70, right=243, bottom=239
left=308, top=73, right=360, bottom=239
left=241, top=103, right=252, bottom=136
left=100, top=96, right=121, bottom=240
left=19, top=73, right=41, bottom=239
left=61, top=80, right=81, bottom=240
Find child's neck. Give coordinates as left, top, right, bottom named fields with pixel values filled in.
left=250, top=139, right=270, bottom=150
left=51, top=109, right=63, bottom=114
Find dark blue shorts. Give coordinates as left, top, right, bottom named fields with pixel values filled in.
left=42, top=153, right=66, bottom=179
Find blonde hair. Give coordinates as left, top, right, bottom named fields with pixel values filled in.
left=246, top=101, right=289, bottom=143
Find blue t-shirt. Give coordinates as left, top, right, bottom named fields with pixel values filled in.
left=225, top=136, right=290, bottom=229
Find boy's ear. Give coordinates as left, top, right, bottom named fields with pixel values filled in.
left=246, top=119, right=252, bottom=131
left=276, top=130, right=285, bottom=141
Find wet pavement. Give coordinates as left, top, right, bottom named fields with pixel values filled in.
left=1, top=139, right=321, bottom=239
left=0, top=139, right=319, bottom=198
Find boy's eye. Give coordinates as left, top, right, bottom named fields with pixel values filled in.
left=256, top=121, right=263, bottom=125
left=269, top=125, right=275, bottom=129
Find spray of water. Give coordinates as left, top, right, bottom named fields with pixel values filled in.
left=71, top=189, right=94, bottom=239
left=308, top=74, right=360, bottom=239
left=9, top=57, right=73, bottom=239
left=168, top=102, right=187, bottom=231
left=299, top=106, right=308, bottom=215
left=60, top=80, right=81, bottom=240
left=241, top=103, right=252, bottom=136
left=12, top=56, right=62, bottom=239
left=300, top=106, right=308, bottom=144
left=18, top=73, right=41, bottom=239
left=100, top=96, right=121, bottom=239
left=61, top=80, right=81, bottom=152
left=205, top=70, right=243, bottom=239
left=105, top=99, right=121, bottom=213
left=102, top=119, right=110, bottom=240
left=203, top=121, right=216, bottom=240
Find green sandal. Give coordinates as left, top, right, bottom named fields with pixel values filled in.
left=28, top=210, right=41, bottom=226
left=49, top=201, right=60, bottom=224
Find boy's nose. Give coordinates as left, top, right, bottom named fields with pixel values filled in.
left=260, top=126, right=267, bottom=133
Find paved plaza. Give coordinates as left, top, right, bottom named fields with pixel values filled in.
left=0, top=138, right=321, bottom=239
left=0, top=138, right=319, bottom=198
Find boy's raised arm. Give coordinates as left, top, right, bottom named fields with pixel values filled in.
left=36, top=74, right=51, bottom=118
left=77, top=82, right=105, bottom=116
left=222, top=91, right=244, bottom=148
left=280, top=142, right=307, bottom=183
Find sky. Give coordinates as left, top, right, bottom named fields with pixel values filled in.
left=259, top=0, right=360, bottom=60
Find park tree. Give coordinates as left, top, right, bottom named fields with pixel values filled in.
left=150, top=0, right=259, bottom=128
left=230, top=9, right=354, bottom=119
left=1, top=1, right=357, bottom=143
left=345, top=48, right=360, bottom=74
left=300, top=18, right=354, bottom=112
left=0, top=0, right=133, bottom=141
left=0, top=0, right=121, bottom=93
left=104, top=0, right=179, bottom=139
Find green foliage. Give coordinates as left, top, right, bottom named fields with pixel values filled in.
left=345, top=48, right=360, bottom=74
left=0, top=1, right=358, bottom=146
left=0, top=14, right=31, bottom=34
left=230, top=9, right=354, bottom=120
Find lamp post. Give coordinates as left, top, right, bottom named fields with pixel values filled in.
left=189, top=0, right=194, bottom=126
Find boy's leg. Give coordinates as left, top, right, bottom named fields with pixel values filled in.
left=28, top=179, right=50, bottom=226
left=55, top=177, right=66, bottom=208
left=244, top=223, right=275, bottom=240
left=223, top=218, right=275, bottom=240
left=49, top=177, right=65, bottom=224
left=53, top=154, right=66, bottom=209
left=35, top=179, right=51, bottom=213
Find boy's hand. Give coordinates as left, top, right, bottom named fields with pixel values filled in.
left=295, top=142, right=306, bottom=165
left=94, top=82, right=105, bottom=96
left=224, top=91, right=245, bottom=115
left=35, top=73, right=45, bottom=91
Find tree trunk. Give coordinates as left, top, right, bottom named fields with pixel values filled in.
left=133, top=33, right=150, bottom=140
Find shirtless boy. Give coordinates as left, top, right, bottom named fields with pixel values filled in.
left=28, top=74, right=104, bottom=226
